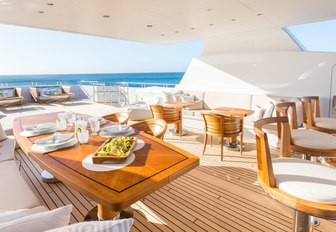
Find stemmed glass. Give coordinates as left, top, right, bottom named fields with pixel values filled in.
left=65, top=111, right=76, bottom=131
left=88, top=117, right=100, bottom=135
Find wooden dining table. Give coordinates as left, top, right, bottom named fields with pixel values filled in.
left=13, top=112, right=199, bottom=220
left=211, top=107, right=254, bottom=146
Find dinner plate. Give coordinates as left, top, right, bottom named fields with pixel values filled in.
left=35, top=133, right=75, bottom=148
left=23, top=122, right=57, bottom=132
left=102, top=125, right=130, bottom=134
left=99, top=128, right=135, bottom=138
left=31, top=137, right=78, bottom=153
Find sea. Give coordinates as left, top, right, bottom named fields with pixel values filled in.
left=0, top=72, right=184, bottom=87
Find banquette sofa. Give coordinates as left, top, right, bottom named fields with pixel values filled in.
left=128, top=88, right=301, bottom=131
left=29, top=85, right=74, bottom=103
left=0, top=87, right=24, bottom=107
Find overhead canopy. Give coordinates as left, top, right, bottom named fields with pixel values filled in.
left=0, top=0, right=336, bottom=44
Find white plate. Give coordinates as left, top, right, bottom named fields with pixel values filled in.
left=99, top=128, right=135, bottom=138
left=35, top=133, right=75, bottom=147
left=82, top=153, right=135, bottom=172
left=23, top=123, right=57, bottom=132
left=102, top=125, right=130, bottom=134
left=20, top=127, right=59, bottom=137
left=31, top=137, right=78, bottom=153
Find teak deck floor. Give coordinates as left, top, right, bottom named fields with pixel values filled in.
left=16, top=129, right=336, bottom=232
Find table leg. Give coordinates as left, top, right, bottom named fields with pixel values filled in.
left=84, top=204, right=134, bottom=221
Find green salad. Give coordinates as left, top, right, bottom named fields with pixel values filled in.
left=97, top=136, right=135, bottom=157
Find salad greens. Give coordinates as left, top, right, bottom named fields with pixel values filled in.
left=97, top=136, right=135, bottom=157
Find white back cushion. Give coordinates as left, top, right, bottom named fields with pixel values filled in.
left=0, top=205, right=72, bottom=232
left=46, top=218, right=134, bottom=232
left=0, top=206, right=48, bottom=223
left=273, top=158, right=336, bottom=204
left=262, top=103, right=274, bottom=118
left=0, top=123, right=7, bottom=141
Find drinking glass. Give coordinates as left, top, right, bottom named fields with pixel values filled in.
left=75, top=120, right=88, bottom=133
left=65, top=111, right=76, bottom=130
left=77, top=130, right=89, bottom=144
left=56, top=113, right=67, bottom=131
left=88, top=117, right=100, bottom=135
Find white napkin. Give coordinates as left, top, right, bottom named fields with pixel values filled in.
left=23, top=123, right=56, bottom=131
left=35, top=132, right=74, bottom=145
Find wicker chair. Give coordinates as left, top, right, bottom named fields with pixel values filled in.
left=130, top=119, right=167, bottom=139
left=102, top=112, right=130, bottom=124
left=150, top=105, right=182, bottom=137
left=301, top=96, right=336, bottom=134
left=254, top=117, right=336, bottom=232
left=201, top=112, right=243, bottom=161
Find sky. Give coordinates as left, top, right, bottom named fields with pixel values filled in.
left=286, top=19, right=336, bottom=52
left=0, top=24, right=204, bottom=75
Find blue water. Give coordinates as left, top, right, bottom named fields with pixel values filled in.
left=0, top=72, right=184, bottom=87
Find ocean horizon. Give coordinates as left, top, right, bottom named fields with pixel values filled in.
left=0, top=72, right=184, bottom=86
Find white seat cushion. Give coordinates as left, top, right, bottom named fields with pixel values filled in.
left=0, top=161, right=40, bottom=210
left=0, top=205, right=72, bottom=232
left=315, top=117, right=336, bottom=130
left=291, top=129, right=336, bottom=150
left=45, top=218, right=134, bottom=232
left=0, top=206, right=48, bottom=223
left=0, top=136, right=16, bottom=162
left=273, top=158, right=336, bottom=204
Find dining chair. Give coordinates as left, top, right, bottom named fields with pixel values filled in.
left=150, top=105, right=182, bottom=137
left=254, top=116, right=336, bottom=232
left=102, top=112, right=130, bottom=124
left=130, top=119, right=167, bottom=140
left=201, top=112, right=243, bottom=161
left=276, top=102, right=336, bottom=158
left=301, top=96, right=336, bottom=134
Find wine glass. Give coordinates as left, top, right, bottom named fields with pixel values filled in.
left=65, top=111, right=76, bottom=131
left=88, top=117, right=100, bottom=135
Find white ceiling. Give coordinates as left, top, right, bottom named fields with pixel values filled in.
left=0, top=0, right=335, bottom=44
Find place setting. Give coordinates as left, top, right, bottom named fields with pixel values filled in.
left=31, top=132, right=78, bottom=153
left=99, top=124, right=135, bottom=138
left=20, top=122, right=58, bottom=137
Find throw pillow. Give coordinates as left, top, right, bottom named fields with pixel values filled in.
left=0, top=206, right=48, bottom=223
left=290, top=97, right=303, bottom=127
left=262, top=102, right=274, bottom=118
left=181, top=95, right=194, bottom=103
left=45, top=218, right=134, bottom=232
left=186, top=100, right=203, bottom=110
left=173, top=94, right=183, bottom=102
left=252, top=105, right=264, bottom=120
left=163, top=92, right=174, bottom=102
left=0, top=123, right=7, bottom=141
left=2, top=89, right=15, bottom=98
left=0, top=205, right=72, bottom=232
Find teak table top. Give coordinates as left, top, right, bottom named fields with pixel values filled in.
left=13, top=112, right=199, bottom=213
left=212, top=107, right=254, bottom=117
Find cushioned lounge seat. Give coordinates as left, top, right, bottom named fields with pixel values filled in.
left=314, top=118, right=336, bottom=130
left=291, top=129, right=336, bottom=150
left=0, top=161, right=40, bottom=210
left=273, top=158, right=336, bottom=204
left=0, top=136, right=16, bottom=162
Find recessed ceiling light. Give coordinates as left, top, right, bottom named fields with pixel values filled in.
left=147, top=25, right=153, bottom=28
left=38, top=11, right=44, bottom=14
left=175, top=31, right=179, bottom=33
left=161, top=34, right=165, bottom=36
left=103, top=15, right=110, bottom=18
left=47, top=3, right=54, bottom=6
left=257, top=13, right=263, bottom=16
left=190, top=27, right=195, bottom=30
left=231, top=19, right=236, bottom=21
left=207, top=8, right=212, bottom=11
left=209, top=24, right=214, bottom=26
